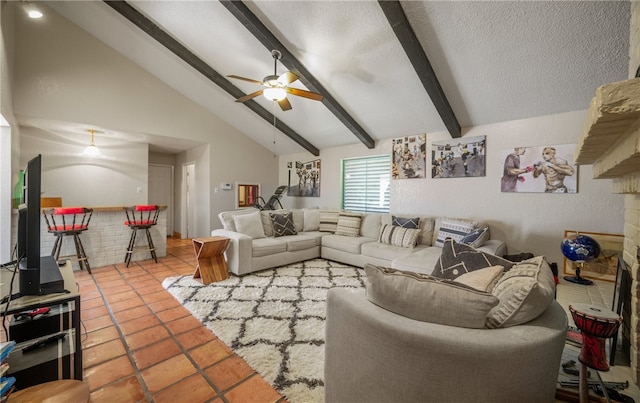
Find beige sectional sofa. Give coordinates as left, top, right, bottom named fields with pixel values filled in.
left=211, top=208, right=507, bottom=276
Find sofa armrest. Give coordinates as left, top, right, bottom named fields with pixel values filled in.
left=477, top=239, right=506, bottom=257
left=211, top=229, right=252, bottom=276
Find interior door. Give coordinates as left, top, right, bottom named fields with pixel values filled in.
left=148, top=164, right=173, bottom=236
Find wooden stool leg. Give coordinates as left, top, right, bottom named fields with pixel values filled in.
left=125, top=229, right=137, bottom=267
left=145, top=228, right=157, bottom=263
left=52, top=235, right=63, bottom=260
left=74, top=234, right=91, bottom=274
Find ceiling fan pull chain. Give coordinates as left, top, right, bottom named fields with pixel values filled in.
left=273, top=101, right=277, bottom=158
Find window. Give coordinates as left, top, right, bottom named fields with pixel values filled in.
left=342, top=155, right=390, bottom=213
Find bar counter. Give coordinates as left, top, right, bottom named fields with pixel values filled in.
left=13, top=205, right=168, bottom=270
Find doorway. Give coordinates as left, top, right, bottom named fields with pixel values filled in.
left=148, top=164, right=174, bottom=236
left=182, top=162, right=196, bottom=239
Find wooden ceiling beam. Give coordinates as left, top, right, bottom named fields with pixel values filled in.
left=103, top=1, right=320, bottom=156
left=220, top=0, right=376, bottom=149
left=379, top=0, right=461, bottom=138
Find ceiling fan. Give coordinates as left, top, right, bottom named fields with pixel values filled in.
left=228, top=50, right=323, bottom=111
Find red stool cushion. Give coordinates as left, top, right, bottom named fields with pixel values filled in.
left=53, top=207, right=85, bottom=215
left=135, top=205, right=157, bottom=211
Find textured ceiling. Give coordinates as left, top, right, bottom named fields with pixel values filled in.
left=24, top=1, right=631, bottom=156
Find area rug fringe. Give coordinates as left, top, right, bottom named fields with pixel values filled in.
left=162, top=258, right=366, bottom=403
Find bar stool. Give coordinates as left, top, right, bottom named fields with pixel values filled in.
left=43, top=207, right=93, bottom=273
left=124, top=205, right=159, bottom=267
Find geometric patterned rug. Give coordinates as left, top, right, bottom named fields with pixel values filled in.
left=161, top=258, right=366, bottom=403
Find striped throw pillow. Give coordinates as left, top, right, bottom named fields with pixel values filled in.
left=435, top=220, right=475, bottom=247
left=319, top=210, right=340, bottom=233
left=335, top=212, right=362, bottom=237
left=379, top=224, right=420, bottom=248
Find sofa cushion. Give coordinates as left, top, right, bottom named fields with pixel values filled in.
left=252, top=237, right=287, bottom=257
left=434, top=219, right=476, bottom=247
left=319, top=210, right=340, bottom=233
left=432, top=239, right=514, bottom=280
left=364, top=264, right=499, bottom=329
left=459, top=226, right=490, bottom=248
left=335, top=212, right=362, bottom=237
left=379, top=224, right=420, bottom=248
left=292, top=209, right=304, bottom=233
left=270, top=212, right=297, bottom=237
left=303, top=208, right=321, bottom=232
left=383, top=215, right=435, bottom=246
left=323, top=234, right=375, bottom=255
left=360, top=214, right=382, bottom=238
left=219, top=209, right=257, bottom=231
left=361, top=241, right=418, bottom=261
left=390, top=247, right=442, bottom=275
left=392, top=216, right=419, bottom=229
left=486, top=256, right=556, bottom=328
left=286, top=235, right=319, bottom=252
left=454, top=265, right=504, bottom=292
left=234, top=211, right=265, bottom=239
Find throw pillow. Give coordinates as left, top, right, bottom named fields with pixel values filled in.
left=379, top=224, right=420, bottom=248
left=486, top=256, right=556, bottom=328
left=392, top=216, right=420, bottom=229
left=459, top=226, right=490, bottom=248
left=303, top=208, right=321, bottom=231
left=335, top=212, right=362, bottom=237
left=432, top=239, right=514, bottom=280
left=434, top=219, right=476, bottom=247
left=454, top=265, right=504, bottom=292
left=260, top=209, right=288, bottom=237
left=364, top=264, right=499, bottom=329
left=270, top=212, right=297, bottom=237
left=233, top=211, right=266, bottom=239
left=319, top=210, right=340, bottom=233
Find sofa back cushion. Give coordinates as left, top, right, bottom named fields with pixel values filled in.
left=359, top=213, right=382, bottom=238
left=364, top=264, right=499, bottom=329
left=233, top=211, right=266, bottom=239
left=219, top=209, right=260, bottom=232
left=303, top=208, right=321, bottom=231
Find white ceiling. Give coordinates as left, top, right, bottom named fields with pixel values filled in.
left=26, top=1, right=631, bottom=156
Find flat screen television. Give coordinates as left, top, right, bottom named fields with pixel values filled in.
left=16, top=154, right=63, bottom=296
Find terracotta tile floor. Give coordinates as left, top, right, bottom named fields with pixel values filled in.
left=75, top=237, right=287, bottom=403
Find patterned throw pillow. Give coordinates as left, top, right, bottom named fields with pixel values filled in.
left=392, top=216, right=420, bottom=229
left=379, top=224, right=420, bottom=248
left=434, top=219, right=476, bottom=247
left=486, top=256, right=556, bottom=328
left=319, top=210, right=340, bottom=233
left=432, top=239, right=514, bottom=280
left=270, top=212, right=297, bottom=237
left=459, top=226, right=490, bottom=248
left=335, top=212, right=362, bottom=237
left=364, top=264, right=499, bottom=329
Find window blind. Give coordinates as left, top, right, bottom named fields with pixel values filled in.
left=342, top=155, right=390, bottom=213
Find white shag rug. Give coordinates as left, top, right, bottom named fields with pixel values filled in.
left=162, top=258, right=366, bottom=403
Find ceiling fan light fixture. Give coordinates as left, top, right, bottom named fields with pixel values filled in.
left=263, top=87, right=287, bottom=102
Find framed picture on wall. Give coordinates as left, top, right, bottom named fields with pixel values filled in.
left=501, top=144, right=577, bottom=193
left=287, top=159, right=320, bottom=197
left=392, top=134, right=426, bottom=179
left=431, top=135, right=485, bottom=178
left=562, top=230, right=624, bottom=282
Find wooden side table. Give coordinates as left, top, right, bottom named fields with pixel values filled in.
left=192, top=237, right=230, bottom=284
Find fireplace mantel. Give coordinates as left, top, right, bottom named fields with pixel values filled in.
left=575, top=78, right=640, bottom=190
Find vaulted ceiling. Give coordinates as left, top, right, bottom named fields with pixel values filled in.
left=23, top=1, right=632, bottom=156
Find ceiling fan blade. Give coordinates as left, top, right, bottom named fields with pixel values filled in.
left=277, top=71, right=299, bottom=85
left=228, top=75, right=264, bottom=85
left=278, top=97, right=292, bottom=111
left=286, top=87, right=323, bottom=101
left=235, top=90, right=264, bottom=103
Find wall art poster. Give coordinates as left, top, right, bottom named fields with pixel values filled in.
left=500, top=144, right=577, bottom=193
left=287, top=159, right=320, bottom=197
left=392, top=134, right=426, bottom=179
left=562, top=230, right=624, bottom=282
left=431, top=135, right=486, bottom=178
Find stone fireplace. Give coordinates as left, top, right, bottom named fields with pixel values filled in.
left=575, top=77, right=640, bottom=382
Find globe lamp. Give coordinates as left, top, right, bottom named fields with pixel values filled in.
left=561, top=233, right=601, bottom=285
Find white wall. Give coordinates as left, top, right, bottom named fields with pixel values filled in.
left=10, top=3, right=278, bottom=239
left=279, top=110, right=625, bottom=266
